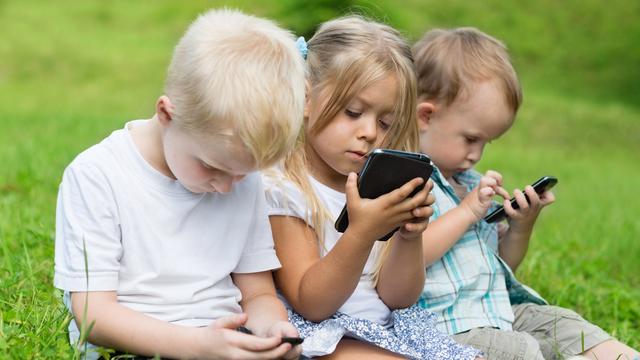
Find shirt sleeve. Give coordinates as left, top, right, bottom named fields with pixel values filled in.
left=54, top=161, right=122, bottom=292
left=233, top=174, right=281, bottom=274
left=262, top=171, right=312, bottom=223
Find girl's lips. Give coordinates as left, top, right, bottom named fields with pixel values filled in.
left=346, top=151, right=368, bottom=160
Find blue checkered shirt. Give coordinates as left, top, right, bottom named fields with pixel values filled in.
left=418, top=167, right=546, bottom=335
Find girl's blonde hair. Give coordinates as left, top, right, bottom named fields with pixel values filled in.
left=276, top=15, right=418, bottom=277
left=165, top=9, right=305, bottom=169
left=413, top=27, right=522, bottom=114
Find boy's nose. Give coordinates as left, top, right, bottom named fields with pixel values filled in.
left=212, top=174, right=245, bottom=193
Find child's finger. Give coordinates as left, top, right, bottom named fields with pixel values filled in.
left=523, top=185, right=541, bottom=206
left=212, top=313, right=247, bottom=330
left=344, top=172, right=361, bottom=204
left=382, top=177, right=424, bottom=204
left=494, top=186, right=511, bottom=200
left=484, top=170, right=503, bottom=185
left=540, top=190, right=556, bottom=204
left=230, top=333, right=282, bottom=352
left=512, top=189, right=529, bottom=211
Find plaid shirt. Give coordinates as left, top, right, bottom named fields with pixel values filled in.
left=418, top=167, right=546, bottom=335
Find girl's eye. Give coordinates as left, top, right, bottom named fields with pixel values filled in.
left=378, top=118, right=391, bottom=130
left=345, top=109, right=362, bottom=118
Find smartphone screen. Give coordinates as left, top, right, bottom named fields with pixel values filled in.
left=484, top=176, right=557, bottom=223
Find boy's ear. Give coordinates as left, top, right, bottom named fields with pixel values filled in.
left=416, top=101, right=436, bottom=131
left=156, top=95, right=174, bottom=127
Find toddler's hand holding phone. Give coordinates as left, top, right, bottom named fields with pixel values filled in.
left=461, top=170, right=510, bottom=222
left=502, top=183, right=556, bottom=227
left=266, top=320, right=303, bottom=359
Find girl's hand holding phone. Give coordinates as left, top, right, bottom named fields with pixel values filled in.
left=345, top=172, right=429, bottom=242
left=396, top=180, right=435, bottom=240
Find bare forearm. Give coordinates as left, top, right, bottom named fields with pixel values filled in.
left=71, top=292, right=200, bottom=358
left=499, top=223, right=534, bottom=271
left=241, top=294, right=288, bottom=336
left=377, top=235, right=425, bottom=309
left=422, top=206, right=477, bottom=266
left=293, top=229, right=374, bottom=321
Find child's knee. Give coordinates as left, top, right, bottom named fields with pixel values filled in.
left=455, top=328, right=543, bottom=360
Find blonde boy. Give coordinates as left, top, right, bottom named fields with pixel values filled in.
left=54, top=9, right=305, bottom=359
left=413, top=28, right=638, bottom=360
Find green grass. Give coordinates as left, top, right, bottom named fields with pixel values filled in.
left=1, top=0, right=638, bottom=357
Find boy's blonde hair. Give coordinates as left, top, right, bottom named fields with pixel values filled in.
left=165, top=9, right=305, bottom=169
left=276, top=15, right=418, bottom=268
left=413, top=27, right=522, bottom=114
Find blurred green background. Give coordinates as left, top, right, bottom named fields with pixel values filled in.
left=0, top=0, right=638, bottom=357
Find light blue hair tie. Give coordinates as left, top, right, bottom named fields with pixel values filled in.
left=296, top=36, right=308, bottom=60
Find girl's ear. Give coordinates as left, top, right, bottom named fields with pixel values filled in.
left=156, top=95, right=174, bottom=127
left=416, top=101, right=436, bottom=132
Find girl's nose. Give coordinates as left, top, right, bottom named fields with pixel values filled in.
left=357, top=116, right=378, bottom=142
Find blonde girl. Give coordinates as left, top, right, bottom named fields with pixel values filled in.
left=262, top=16, right=482, bottom=359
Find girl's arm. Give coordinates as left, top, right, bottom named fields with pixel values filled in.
left=70, top=291, right=290, bottom=359
left=376, top=182, right=433, bottom=309
left=498, top=186, right=555, bottom=271
left=271, top=173, right=425, bottom=322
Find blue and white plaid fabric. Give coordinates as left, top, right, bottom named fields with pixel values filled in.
left=418, top=167, right=546, bottom=335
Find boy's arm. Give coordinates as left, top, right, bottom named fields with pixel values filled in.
left=498, top=186, right=555, bottom=271
left=422, top=171, right=510, bottom=266
left=233, top=271, right=301, bottom=360
left=70, top=291, right=289, bottom=359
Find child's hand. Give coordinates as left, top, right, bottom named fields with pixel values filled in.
left=345, top=172, right=429, bottom=242
left=504, top=185, right=556, bottom=228
left=266, top=320, right=303, bottom=360
left=397, top=180, right=435, bottom=240
left=461, top=170, right=510, bottom=221
left=197, top=313, right=293, bottom=359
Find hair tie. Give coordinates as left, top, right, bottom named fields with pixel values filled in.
left=296, top=36, right=308, bottom=60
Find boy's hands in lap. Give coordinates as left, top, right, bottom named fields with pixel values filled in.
left=199, top=314, right=296, bottom=359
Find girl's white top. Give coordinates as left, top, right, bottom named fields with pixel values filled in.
left=262, top=169, right=391, bottom=326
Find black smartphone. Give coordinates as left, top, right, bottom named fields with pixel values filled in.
left=334, top=149, right=433, bottom=241
left=484, top=176, right=558, bottom=223
left=281, top=336, right=304, bottom=346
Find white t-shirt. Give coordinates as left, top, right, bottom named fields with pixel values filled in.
left=54, top=120, right=280, bottom=347
left=262, top=169, right=391, bottom=326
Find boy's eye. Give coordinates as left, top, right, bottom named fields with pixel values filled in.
left=465, top=136, right=478, bottom=144
left=200, top=161, right=215, bottom=170
left=345, top=109, right=362, bottom=118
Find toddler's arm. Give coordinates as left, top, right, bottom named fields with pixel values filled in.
left=375, top=181, right=434, bottom=309
left=422, top=170, right=509, bottom=266
left=498, top=186, right=555, bottom=271
left=270, top=173, right=426, bottom=322
left=70, top=291, right=291, bottom=359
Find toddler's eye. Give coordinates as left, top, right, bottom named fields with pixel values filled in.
left=345, top=109, right=362, bottom=118
left=200, top=161, right=214, bottom=170
left=465, top=136, right=478, bottom=144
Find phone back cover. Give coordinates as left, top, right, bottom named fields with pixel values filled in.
left=335, top=152, right=433, bottom=239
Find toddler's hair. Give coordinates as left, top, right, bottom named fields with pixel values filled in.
left=413, top=27, right=522, bottom=114
left=278, top=15, right=418, bottom=253
left=165, top=9, right=305, bottom=169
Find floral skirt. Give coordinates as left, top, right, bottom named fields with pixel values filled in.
left=290, top=305, right=482, bottom=359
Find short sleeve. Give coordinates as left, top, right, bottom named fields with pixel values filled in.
left=233, top=174, right=281, bottom=274
left=54, top=161, right=122, bottom=291
left=261, top=170, right=312, bottom=224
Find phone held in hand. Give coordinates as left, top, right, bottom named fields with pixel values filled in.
left=236, top=327, right=304, bottom=346
left=334, top=149, right=434, bottom=241
left=484, top=175, right=558, bottom=223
